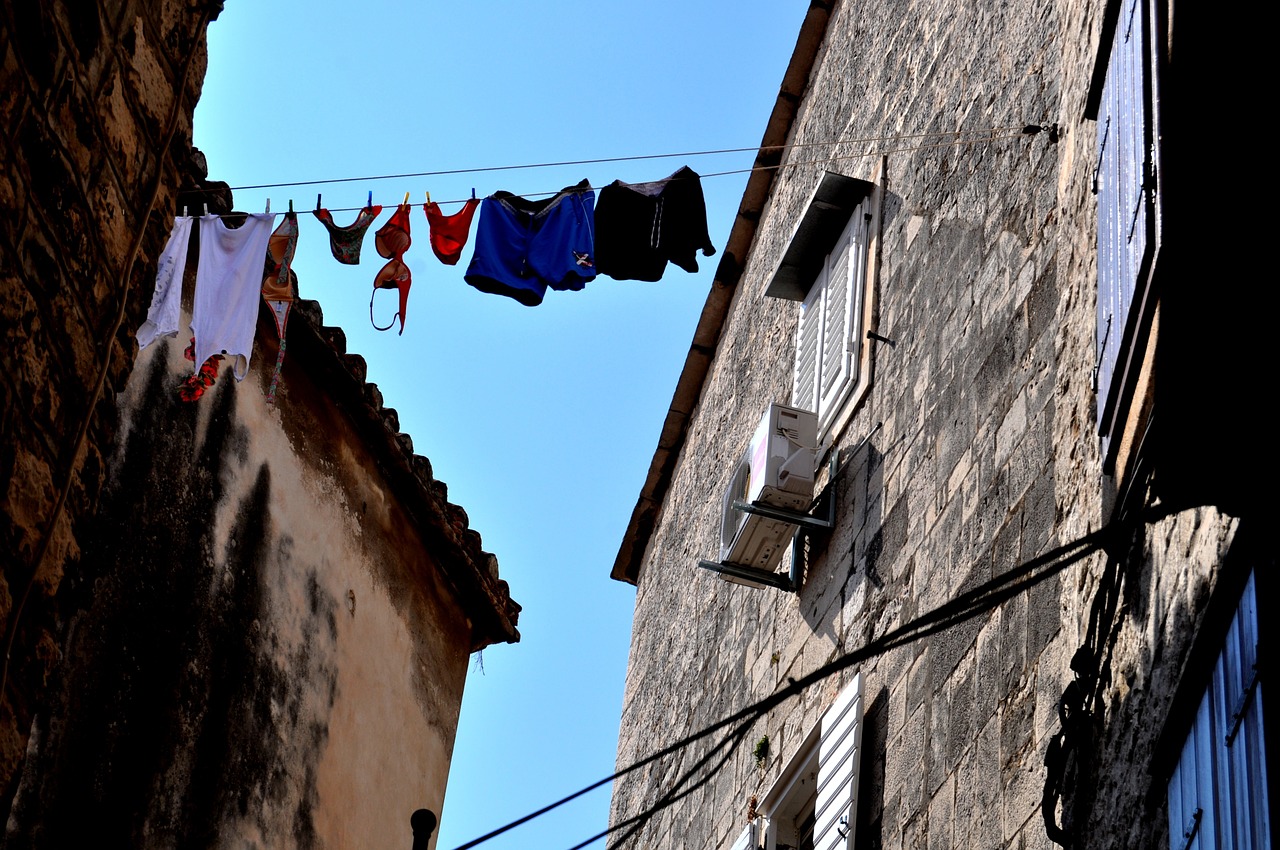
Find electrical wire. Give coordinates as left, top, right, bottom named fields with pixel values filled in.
left=448, top=506, right=1174, bottom=850
left=226, top=125, right=1033, bottom=192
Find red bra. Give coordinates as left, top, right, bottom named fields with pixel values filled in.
left=372, top=203, right=413, bottom=334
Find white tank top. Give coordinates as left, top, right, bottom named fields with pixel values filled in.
left=192, top=213, right=276, bottom=381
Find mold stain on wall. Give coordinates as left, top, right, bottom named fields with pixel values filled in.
left=5, top=348, right=340, bottom=849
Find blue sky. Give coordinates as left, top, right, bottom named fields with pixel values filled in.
left=195, top=4, right=808, bottom=848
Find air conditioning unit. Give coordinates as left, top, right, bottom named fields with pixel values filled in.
left=718, top=403, right=818, bottom=571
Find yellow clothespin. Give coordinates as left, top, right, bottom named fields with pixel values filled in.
left=402, top=192, right=410, bottom=207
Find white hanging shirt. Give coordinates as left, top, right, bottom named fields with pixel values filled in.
left=192, top=213, right=276, bottom=381
left=137, top=215, right=194, bottom=350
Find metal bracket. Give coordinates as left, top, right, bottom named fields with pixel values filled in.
left=697, top=452, right=840, bottom=593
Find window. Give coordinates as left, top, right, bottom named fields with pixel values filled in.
left=766, top=169, right=881, bottom=442
left=1166, top=572, right=1270, bottom=849
left=1087, top=0, right=1161, bottom=467
left=793, top=202, right=870, bottom=436
left=760, top=673, right=863, bottom=850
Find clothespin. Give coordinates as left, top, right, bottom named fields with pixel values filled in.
left=288, top=199, right=294, bottom=214
left=203, top=203, right=209, bottom=216
left=266, top=198, right=271, bottom=214
left=471, top=187, right=476, bottom=200
left=402, top=191, right=410, bottom=207
left=425, top=190, right=431, bottom=206
left=316, top=193, right=323, bottom=211
left=367, top=190, right=373, bottom=209
left=182, top=205, right=188, bottom=217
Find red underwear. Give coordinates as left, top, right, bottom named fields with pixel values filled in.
left=372, top=202, right=412, bottom=334
left=424, top=198, right=480, bottom=265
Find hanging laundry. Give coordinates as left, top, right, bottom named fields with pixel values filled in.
left=314, top=203, right=382, bottom=264
left=464, top=180, right=596, bottom=307
left=594, top=166, right=716, bottom=282
left=372, top=202, right=413, bottom=334
left=424, top=197, right=479, bottom=265
left=178, top=337, right=223, bottom=403
left=137, top=215, right=194, bottom=349
left=192, top=212, right=276, bottom=381
left=261, top=210, right=298, bottom=404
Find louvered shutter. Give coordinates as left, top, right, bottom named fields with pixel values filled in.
left=1095, top=0, right=1150, bottom=429
left=814, top=674, right=863, bottom=850
left=817, top=206, right=865, bottom=426
left=793, top=265, right=825, bottom=415
left=1165, top=573, right=1267, bottom=849
left=728, top=819, right=761, bottom=850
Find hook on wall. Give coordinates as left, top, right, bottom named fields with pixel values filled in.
left=867, top=330, right=896, bottom=347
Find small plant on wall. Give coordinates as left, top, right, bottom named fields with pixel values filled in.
left=752, top=735, right=770, bottom=770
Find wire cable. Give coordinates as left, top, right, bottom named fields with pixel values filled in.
left=449, top=506, right=1173, bottom=850
left=226, top=125, right=1033, bottom=192
left=222, top=129, right=1037, bottom=217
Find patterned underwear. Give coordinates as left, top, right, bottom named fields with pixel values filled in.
left=313, top=204, right=382, bottom=264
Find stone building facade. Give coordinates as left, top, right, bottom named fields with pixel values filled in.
left=1, top=3, right=519, bottom=846
left=608, top=1, right=1271, bottom=849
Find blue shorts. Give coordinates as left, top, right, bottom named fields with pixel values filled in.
left=464, top=181, right=597, bottom=306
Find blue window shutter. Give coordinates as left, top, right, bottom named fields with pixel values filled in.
left=1166, top=574, right=1270, bottom=850
left=1095, top=0, right=1150, bottom=430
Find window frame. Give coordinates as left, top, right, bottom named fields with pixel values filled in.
left=765, top=163, right=883, bottom=445
left=793, top=202, right=868, bottom=436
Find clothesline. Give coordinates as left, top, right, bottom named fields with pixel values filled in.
left=146, top=123, right=1047, bottom=407
left=225, top=124, right=1038, bottom=193
left=217, top=128, right=1036, bottom=216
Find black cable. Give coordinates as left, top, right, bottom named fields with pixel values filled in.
left=451, top=512, right=1154, bottom=850
left=597, top=722, right=754, bottom=850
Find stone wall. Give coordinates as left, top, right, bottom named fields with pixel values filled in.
left=608, top=0, right=1245, bottom=848
left=0, top=0, right=221, bottom=806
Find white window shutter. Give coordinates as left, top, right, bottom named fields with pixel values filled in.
left=793, top=267, right=825, bottom=415
left=728, top=818, right=761, bottom=850
left=817, top=209, right=862, bottom=424
left=814, top=674, right=863, bottom=850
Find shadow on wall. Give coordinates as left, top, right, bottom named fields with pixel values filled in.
left=797, top=437, right=887, bottom=645
left=4, top=346, right=337, bottom=849
left=856, top=686, right=890, bottom=850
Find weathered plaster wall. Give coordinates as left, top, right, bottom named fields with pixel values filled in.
left=0, top=0, right=220, bottom=802
left=609, top=1, right=1243, bottom=848
left=4, top=302, right=481, bottom=848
